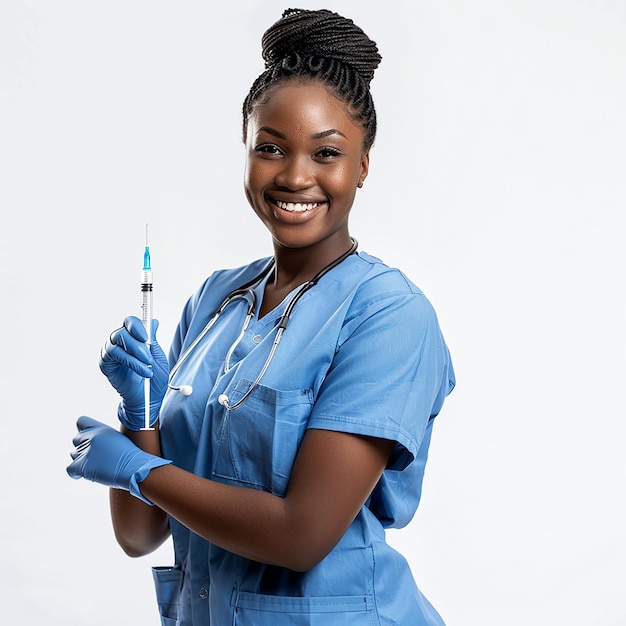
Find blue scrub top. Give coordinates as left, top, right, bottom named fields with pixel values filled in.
left=154, top=251, right=455, bottom=626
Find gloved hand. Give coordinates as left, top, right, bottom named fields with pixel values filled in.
left=99, top=316, right=169, bottom=430
left=67, top=415, right=172, bottom=505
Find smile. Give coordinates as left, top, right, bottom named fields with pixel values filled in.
left=274, top=199, right=320, bottom=213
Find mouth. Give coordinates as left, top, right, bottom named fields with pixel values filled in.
left=268, top=196, right=325, bottom=213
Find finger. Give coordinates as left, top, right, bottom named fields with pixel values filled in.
left=76, top=415, right=104, bottom=431
left=108, top=326, right=151, bottom=362
left=66, top=459, right=81, bottom=479
left=71, top=431, right=85, bottom=447
left=70, top=440, right=89, bottom=460
left=100, top=343, right=153, bottom=378
left=123, top=315, right=149, bottom=342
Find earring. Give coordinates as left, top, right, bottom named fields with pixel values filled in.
left=357, top=180, right=364, bottom=188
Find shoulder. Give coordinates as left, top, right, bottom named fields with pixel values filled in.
left=346, top=251, right=439, bottom=325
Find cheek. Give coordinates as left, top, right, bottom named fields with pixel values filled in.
left=244, top=161, right=261, bottom=195
left=244, top=165, right=272, bottom=221
left=243, top=163, right=258, bottom=208
left=244, top=156, right=271, bottom=188
left=329, top=165, right=361, bottom=194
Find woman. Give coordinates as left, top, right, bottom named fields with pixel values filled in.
left=68, top=8, right=455, bottom=625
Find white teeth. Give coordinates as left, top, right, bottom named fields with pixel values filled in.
left=276, top=200, right=319, bottom=212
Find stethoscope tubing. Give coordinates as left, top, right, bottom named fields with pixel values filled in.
left=168, top=239, right=358, bottom=410
left=168, top=261, right=274, bottom=382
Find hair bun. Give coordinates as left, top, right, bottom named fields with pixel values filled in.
left=261, top=8, right=381, bottom=85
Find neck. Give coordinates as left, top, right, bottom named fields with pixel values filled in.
left=270, top=235, right=356, bottom=290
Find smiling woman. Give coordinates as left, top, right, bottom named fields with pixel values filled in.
left=67, top=8, right=455, bottom=626
left=244, top=81, right=369, bottom=282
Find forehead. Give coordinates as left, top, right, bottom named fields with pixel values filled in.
left=248, top=79, right=364, bottom=139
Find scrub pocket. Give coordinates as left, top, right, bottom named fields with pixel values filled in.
left=232, top=592, right=377, bottom=625
left=212, top=380, right=314, bottom=496
left=152, top=566, right=183, bottom=626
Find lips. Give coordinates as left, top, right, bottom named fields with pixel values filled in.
left=268, top=196, right=326, bottom=213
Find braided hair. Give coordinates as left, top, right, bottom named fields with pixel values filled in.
left=242, top=8, right=382, bottom=151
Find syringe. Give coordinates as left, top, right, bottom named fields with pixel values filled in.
left=140, top=224, right=153, bottom=430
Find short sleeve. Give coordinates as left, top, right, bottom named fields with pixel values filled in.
left=308, top=271, right=455, bottom=471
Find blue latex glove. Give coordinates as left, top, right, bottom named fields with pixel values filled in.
left=99, top=316, right=169, bottom=430
left=67, top=416, right=171, bottom=505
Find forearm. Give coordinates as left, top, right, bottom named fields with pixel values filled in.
left=139, top=464, right=310, bottom=569
left=138, top=430, right=393, bottom=571
left=109, top=426, right=170, bottom=557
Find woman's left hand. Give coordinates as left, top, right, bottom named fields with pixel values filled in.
left=67, top=416, right=171, bottom=504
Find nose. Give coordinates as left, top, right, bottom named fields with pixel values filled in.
left=274, top=155, right=314, bottom=190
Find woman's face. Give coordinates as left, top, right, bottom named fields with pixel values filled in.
left=244, top=80, right=369, bottom=252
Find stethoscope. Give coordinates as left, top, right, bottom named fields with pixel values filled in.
left=168, top=238, right=358, bottom=411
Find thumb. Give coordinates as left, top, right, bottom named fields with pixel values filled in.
left=150, top=318, right=160, bottom=340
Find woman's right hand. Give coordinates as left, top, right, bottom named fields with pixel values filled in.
left=99, top=316, right=169, bottom=430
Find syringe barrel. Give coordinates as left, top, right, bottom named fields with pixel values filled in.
left=140, top=278, right=153, bottom=343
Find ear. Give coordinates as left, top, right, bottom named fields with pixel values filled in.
left=357, top=151, right=370, bottom=188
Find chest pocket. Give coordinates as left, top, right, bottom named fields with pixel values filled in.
left=211, top=380, right=314, bottom=496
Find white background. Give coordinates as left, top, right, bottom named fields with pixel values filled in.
left=1, top=1, right=625, bottom=624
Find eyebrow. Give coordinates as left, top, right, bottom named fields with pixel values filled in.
left=258, top=126, right=287, bottom=139
left=311, top=128, right=347, bottom=140
left=258, top=126, right=347, bottom=140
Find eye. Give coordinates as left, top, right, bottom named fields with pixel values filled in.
left=315, top=146, right=343, bottom=160
left=254, top=143, right=283, bottom=157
